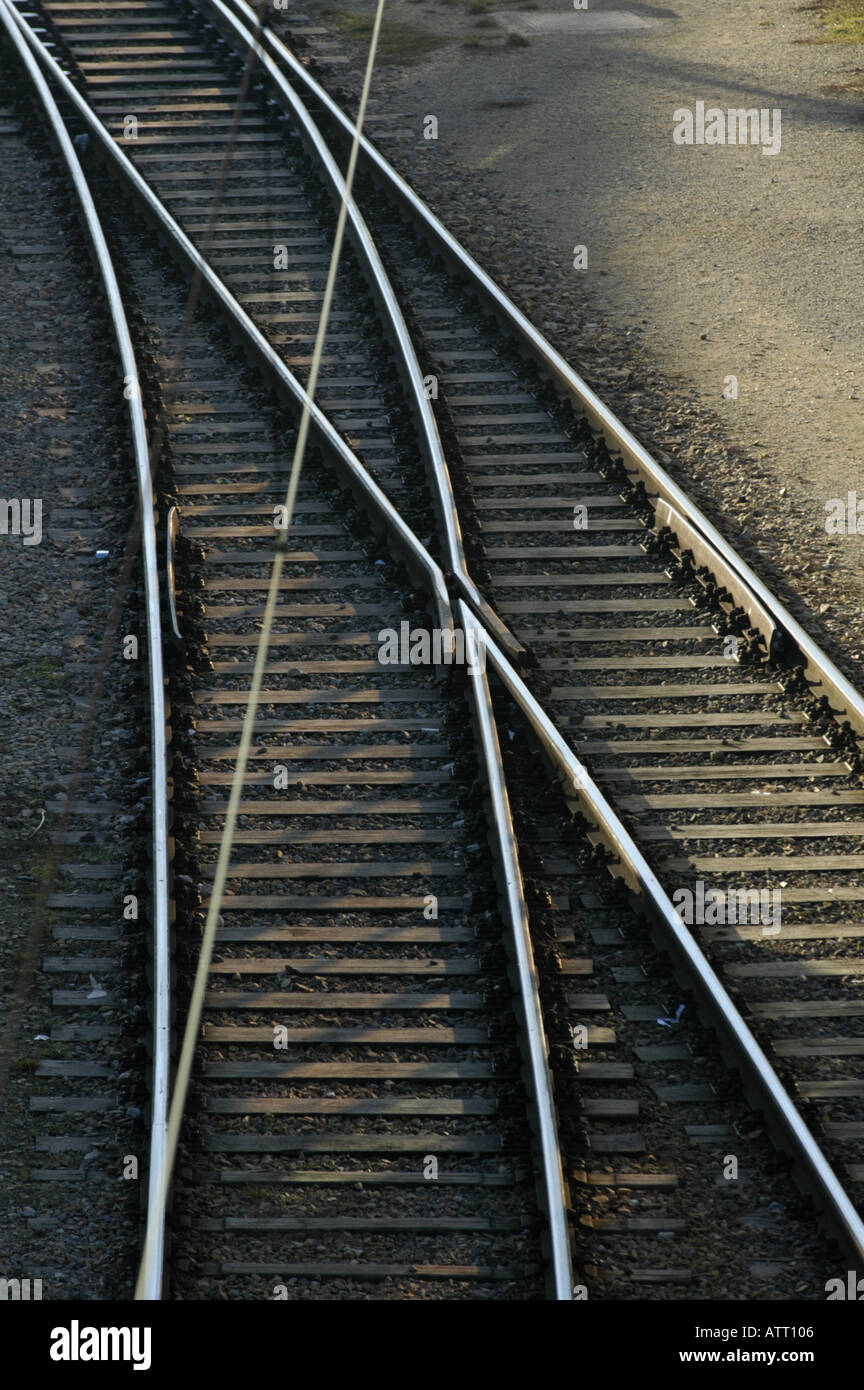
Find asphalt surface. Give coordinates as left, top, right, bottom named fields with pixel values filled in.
left=374, top=0, right=864, bottom=494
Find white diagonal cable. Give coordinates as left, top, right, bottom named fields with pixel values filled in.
left=134, top=0, right=387, bottom=1299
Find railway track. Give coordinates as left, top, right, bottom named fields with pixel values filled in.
left=0, top=22, right=168, bottom=1299
left=2, top=0, right=574, bottom=1300
left=3, top=0, right=864, bottom=1302
left=122, top=239, right=563, bottom=1299
left=232, top=3, right=864, bottom=1251
left=359, top=199, right=864, bottom=1198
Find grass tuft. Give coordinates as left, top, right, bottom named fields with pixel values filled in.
left=332, top=12, right=448, bottom=62
left=805, top=0, right=864, bottom=41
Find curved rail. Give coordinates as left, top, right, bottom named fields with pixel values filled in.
left=4, top=3, right=574, bottom=1298
left=2, top=0, right=452, bottom=633
left=0, top=0, right=172, bottom=1302
left=227, top=0, right=864, bottom=735
left=198, top=0, right=523, bottom=662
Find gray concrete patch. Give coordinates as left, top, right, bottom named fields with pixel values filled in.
left=497, top=10, right=662, bottom=36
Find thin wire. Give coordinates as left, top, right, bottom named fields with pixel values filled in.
left=135, top=0, right=387, bottom=1298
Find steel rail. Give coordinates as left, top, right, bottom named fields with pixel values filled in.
left=478, top=623, right=864, bottom=1268
left=0, top=0, right=172, bottom=1301
left=652, top=499, right=779, bottom=659
left=198, top=0, right=524, bottom=663
left=226, top=1, right=864, bottom=735
left=459, top=602, right=573, bottom=1299
left=5, top=5, right=574, bottom=1297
